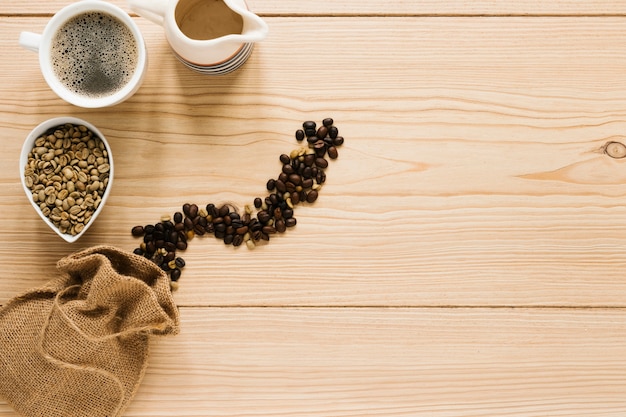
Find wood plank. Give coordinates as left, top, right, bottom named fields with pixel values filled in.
left=4, top=0, right=626, bottom=16
left=1, top=307, right=625, bottom=416
left=3, top=17, right=626, bottom=307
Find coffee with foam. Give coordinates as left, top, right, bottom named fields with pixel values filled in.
left=50, top=11, right=138, bottom=98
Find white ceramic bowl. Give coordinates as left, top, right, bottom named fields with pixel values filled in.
left=20, top=117, right=114, bottom=243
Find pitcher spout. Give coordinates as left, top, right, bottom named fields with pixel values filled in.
left=224, top=0, right=268, bottom=43
left=242, top=12, right=268, bottom=42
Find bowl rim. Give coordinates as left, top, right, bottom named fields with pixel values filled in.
left=20, top=117, right=114, bottom=243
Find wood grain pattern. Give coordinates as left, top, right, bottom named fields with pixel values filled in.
left=5, top=0, right=626, bottom=16
left=2, top=17, right=626, bottom=306
left=1, top=2, right=626, bottom=416
left=1, top=308, right=624, bottom=417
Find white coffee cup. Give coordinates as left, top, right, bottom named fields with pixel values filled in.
left=19, top=0, right=147, bottom=108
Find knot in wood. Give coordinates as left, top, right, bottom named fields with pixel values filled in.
left=604, top=141, right=626, bottom=159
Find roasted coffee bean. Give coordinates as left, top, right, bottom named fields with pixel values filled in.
left=288, top=174, right=302, bottom=185
left=327, top=146, right=338, bottom=159
left=307, top=135, right=318, bottom=144
left=175, top=257, right=185, bottom=268
left=333, top=136, right=344, bottom=146
left=322, top=118, right=334, bottom=127
left=280, top=154, right=290, bottom=164
left=188, top=204, right=198, bottom=218
left=232, top=234, right=243, bottom=246
left=164, top=251, right=176, bottom=263
left=254, top=197, right=263, bottom=208
left=198, top=217, right=208, bottom=228
left=275, top=179, right=286, bottom=193
left=304, top=154, right=315, bottom=166
left=278, top=172, right=288, bottom=183
left=224, top=234, right=234, bottom=244
left=258, top=211, right=271, bottom=223
left=307, top=190, right=319, bottom=203
left=282, top=164, right=295, bottom=175
left=236, top=226, right=249, bottom=235
left=131, top=225, right=144, bottom=236
left=291, top=192, right=300, bottom=205
left=206, top=203, right=218, bottom=217
left=173, top=212, right=183, bottom=224
left=285, top=182, right=296, bottom=193
left=218, top=204, right=230, bottom=217
left=182, top=203, right=191, bottom=216
left=170, top=268, right=181, bottom=282
left=275, top=219, right=286, bottom=233
left=145, top=224, right=156, bottom=235
left=262, top=225, right=277, bottom=234
left=295, top=129, right=305, bottom=141
left=315, top=157, right=329, bottom=168
left=286, top=218, right=297, bottom=227
left=303, top=120, right=316, bottom=130
left=249, top=219, right=262, bottom=231
left=328, top=126, right=338, bottom=139
left=316, top=126, right=328, bottom=139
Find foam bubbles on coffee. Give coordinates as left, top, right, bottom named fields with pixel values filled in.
left=51, top=12, right=138, bottom=98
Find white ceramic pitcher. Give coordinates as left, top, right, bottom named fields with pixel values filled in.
left=127, top=0, right=267, bottom=74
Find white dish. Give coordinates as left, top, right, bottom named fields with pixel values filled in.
left=20, top=117, right=114, bottom=243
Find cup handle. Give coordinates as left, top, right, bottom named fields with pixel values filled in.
left=19, top=31, right=42, bottom=52
left=126, top=0, right=167, bottom=26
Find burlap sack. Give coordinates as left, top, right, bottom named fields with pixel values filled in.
left=0, top=245, right=180, bottom=417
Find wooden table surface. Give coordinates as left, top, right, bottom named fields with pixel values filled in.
left=3, top=1, right=626, bottom=415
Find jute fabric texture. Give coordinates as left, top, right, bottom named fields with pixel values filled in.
left=0, top=245, right=180, bottom=417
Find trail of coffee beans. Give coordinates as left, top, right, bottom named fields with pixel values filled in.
left=131, top=119, right=344, bottom=288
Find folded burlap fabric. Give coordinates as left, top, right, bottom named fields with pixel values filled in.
left=0, top=245, right=180, bottom=417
